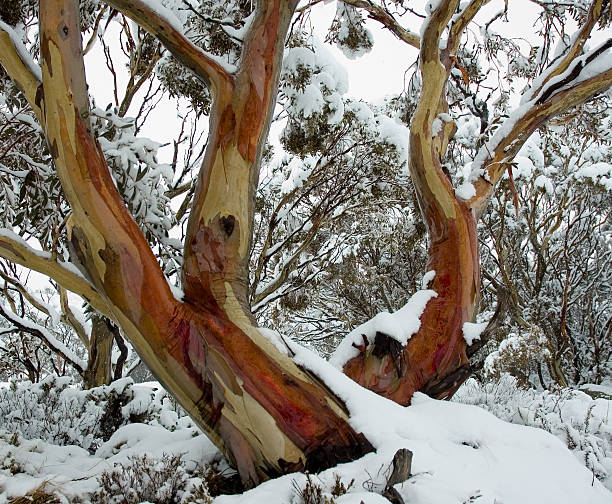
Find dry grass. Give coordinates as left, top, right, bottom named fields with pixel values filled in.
left=8, top=486, right=60, bottom=504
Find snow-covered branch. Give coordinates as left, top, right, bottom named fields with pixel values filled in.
left=0, top=229, right=111, bottom=320
left=0, top=20, right=42, bottom=119
left=339, top=0, right=421, bottom=49
left=103, top=0, right=235, bottom=93
left=0, top=300, right=86, bottom=374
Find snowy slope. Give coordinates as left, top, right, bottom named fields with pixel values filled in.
left=1, top=352, right=611, bottom=504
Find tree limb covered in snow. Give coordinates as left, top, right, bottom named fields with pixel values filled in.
left=103, top=0, right=234, bottom=94
left=0, top=231, right=111, bottom=320
left=339, top=0, right=421, bottom=49
left=0, top=21, right=42, bottom=120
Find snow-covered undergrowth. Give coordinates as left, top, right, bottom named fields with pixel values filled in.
left=1, top=360, right=611, bottom=504
left=0, top=376, right=168, bottom=453
left=0, top=377, right=224, bottom=503
left=453, top=374, right=612, bottom=489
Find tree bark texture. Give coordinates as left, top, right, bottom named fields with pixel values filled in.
left=343, top=0, right=479, bottom=403
left=83, top=315, right=114, bottom=389
left=35, top=0, right=372, bottom=487
left=343, top=0, right=612, bottom=405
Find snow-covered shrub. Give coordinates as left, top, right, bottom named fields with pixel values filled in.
left=91, top=453, right=212, bottom=504
left=454, top=375, right=612, bottom=487
left=292, top=473, right=354, bottom=504
left=483, top=328, right=552, bottom=387
left=0, top=376, right=171, bottom=452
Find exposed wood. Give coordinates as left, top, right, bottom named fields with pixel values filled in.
left=35, top=0, right=372, bottom=486
left=382, top=448, right=413, bottom=504
left=344, top=0, right=478, bottom=403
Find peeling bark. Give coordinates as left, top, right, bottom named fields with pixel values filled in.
left=34, top=0, right=372, bottom=486
left=1, top=0, right=611, bottom=487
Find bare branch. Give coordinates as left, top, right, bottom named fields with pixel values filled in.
left=0, top=301, right=86, bottom=374
left=59, top=286, right=90, bottom=347
left=102, top=0, right=234, bottom=95
left=446, top=0, right=492, bottom=58
left=340, top=0, right=421, bottom=49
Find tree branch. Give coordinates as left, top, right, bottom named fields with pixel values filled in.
left=446, top=0, right=492, bottom=58
left=0, top=301, right=86, bottom=374
left=102, top=0, right=234, bottom=95
left=523, top=0, right=609, bottom=104
left=59, top=286, right=90, bottom=347
left=0, top=230, right=111, bottom=319
left=0, top=21, right=43, bottom=120
left=340, top=0, right=421, bottom=49
left=468, top=65, right=612, bottom=217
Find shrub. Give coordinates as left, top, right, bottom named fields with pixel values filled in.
left=0, top=377, right=171, bottom=453
left=91, top=453, right=212, bottom=504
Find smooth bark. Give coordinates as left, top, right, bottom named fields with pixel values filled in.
left=35, top=0, right=372, bottom=487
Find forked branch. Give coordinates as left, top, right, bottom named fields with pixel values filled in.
left=103, top=0, right=234, bottom=95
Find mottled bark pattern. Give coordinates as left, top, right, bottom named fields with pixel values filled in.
left=344, top=0, right=479, bottom=404
left=36, top=0, right=372, bottom=487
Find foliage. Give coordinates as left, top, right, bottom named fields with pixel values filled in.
left=475, top=125, right=612, bottom=387
left=91, top=453, right=212, bottom=504
left=0, top=376, right=170, bottom=452
left=292, top=472, right=353, bottom=504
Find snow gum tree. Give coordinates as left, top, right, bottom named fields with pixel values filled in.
left=0, top=0, right=611, bottom=488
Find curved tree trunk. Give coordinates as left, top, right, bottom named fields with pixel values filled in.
left=343, top=0, right=480, bottom=404
left=1, top=0, right=611, bottom=489
left=35, top=0, right=372, bottom=487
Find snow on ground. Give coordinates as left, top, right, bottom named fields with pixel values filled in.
left=1, top=362, right=611, bottom=503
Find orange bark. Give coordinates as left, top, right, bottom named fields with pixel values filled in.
left=343, top=141, right=480, bottom=404
left=36, top=0, right=372, bottom=487
left=343, top=0, right=480, bottom=404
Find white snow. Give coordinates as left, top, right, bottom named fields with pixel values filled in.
left=421, top=270, right=436, bottom=289
left=1, top=372, right=611, bottom=503
left=455, top=180, right=476, bottom=199
left=330, top=284, right=437, bottom=368
left=431, top=118, right=443, bottom=136
left=574, top=161, right=612, bottom=190
left=462, top=321, right=488, bottom=346
left=377, top=116, right=410, bottom=165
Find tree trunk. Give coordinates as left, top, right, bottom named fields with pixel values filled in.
left=343, top=2, right=479, bottom=403
left=36, top=0, right=372, bottom=487
left=343, top=171, right=479, bottom=403
left=83, top=315, right=114, bottom=389
left=0, top=0, right=606, bottom=488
